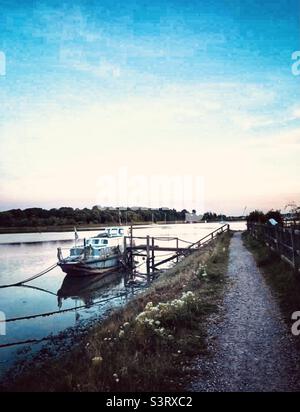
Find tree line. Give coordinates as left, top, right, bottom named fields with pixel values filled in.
left=0, top=207, right=188, bottom=227
left=246, top=208, right=300, bottom=226
left=0, top=206, right=233, bottom=228
left=247, top=210, right=283, bottom=225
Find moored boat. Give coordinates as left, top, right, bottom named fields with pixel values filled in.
left=57, top=227, right=126, bottom=276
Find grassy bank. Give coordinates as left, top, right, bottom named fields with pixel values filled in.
left=2, top=232, right=232, bottom=392
left=242, top=232, right=300, bottom=337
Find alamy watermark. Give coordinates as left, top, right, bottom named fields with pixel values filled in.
left=291, top=51, right=300, bottom=76
left=0, top=311, right=6, bottom=336
left=0, top=51, right=6, bottom=76
left=291, top=311, right=300, bottom=336
left=95, top=167, right=205, bottom=212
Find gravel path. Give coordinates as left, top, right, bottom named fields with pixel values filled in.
left=188, top=232, right=300, bottom=392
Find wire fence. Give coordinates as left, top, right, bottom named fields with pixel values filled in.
left=247, top=222, right=300, bottom=273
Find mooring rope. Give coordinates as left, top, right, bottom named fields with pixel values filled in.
left=19, top=284, right=58, bottom=296
left=152, top=236, right=193, bottom=245
left=0, top=337, right=49, bottom=349
left=0, top=291, right=129, bottom=324
left=0, top=291, right=130, bottom=349
left=0, top=262, right=58, bottom=289
left=177, top=238, right=194, bottom=244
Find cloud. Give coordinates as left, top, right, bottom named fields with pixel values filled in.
left=72, top=60, right=121, bottom=78
left=0, top=81, right=299, bottom=212
left=291, top=106, right=300, bottom=120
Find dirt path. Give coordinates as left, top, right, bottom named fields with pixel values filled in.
left=188, top=232, right=300, bottom=392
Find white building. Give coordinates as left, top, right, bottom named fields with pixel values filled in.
left=185, top=212, right=203, bottom=223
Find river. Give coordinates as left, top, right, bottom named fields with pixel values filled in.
left=0, top=221, right=245, bottom=377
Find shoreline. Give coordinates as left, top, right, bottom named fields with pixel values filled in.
left=0, top=221, right=184, bottom=235
left=0, top=219, right=245, bottom=235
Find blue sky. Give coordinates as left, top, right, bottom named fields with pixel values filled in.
left=0, top=0, right=299, bottom=214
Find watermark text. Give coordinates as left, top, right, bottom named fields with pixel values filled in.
left=291, top=51, right=300, bottom=76
left=96, top=167, right=205, bottom=212
left=291, top=311, right=300, bottom=336
left=0, top=311, right=6, bottom=336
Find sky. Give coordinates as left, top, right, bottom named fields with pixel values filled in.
left=0, top=0, right=299, bottom=215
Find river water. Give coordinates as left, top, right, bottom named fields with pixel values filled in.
left=0, top=221, right=245, bottom=377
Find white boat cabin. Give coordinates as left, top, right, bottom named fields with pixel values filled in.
left=86, top=237, right=110, bottom=249
left=85, top=227, right=125, bottom=249
left=67, top=227, right=126, bottom=259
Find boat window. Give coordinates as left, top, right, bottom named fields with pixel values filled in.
left=93, top=239, right=100, bottom=244
left=102, top=239, right=108, bottom=245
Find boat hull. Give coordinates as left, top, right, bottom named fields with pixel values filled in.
left=58, top=254, right=121, bottom=277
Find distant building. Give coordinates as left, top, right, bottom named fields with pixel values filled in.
left=185, top=212, right=203, bottom=223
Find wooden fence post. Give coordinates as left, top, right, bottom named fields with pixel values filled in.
left=275, top=226, right=280, bottom=254
left=248, top=222, right=299, bottom=273
left=151, top=237, right=155, bottom=273
left=123, top=236, right=127, bottom=271
left=146, top=235, right=150, bottom=282
left=130, top=225, right=134, bottom=277
left=291, top=229, right=299, bottom=273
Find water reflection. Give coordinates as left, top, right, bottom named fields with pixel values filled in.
left=57, top=271, right=124, bottom=308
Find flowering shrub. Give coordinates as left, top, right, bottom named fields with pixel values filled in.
left=135, top=291, right=199, bottom=336
left=196, top=264, right=207, bottom=279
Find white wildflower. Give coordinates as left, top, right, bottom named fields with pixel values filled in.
left=92, top=356, right=103, bottom=364
left=145, top=302, right=153, bottom=310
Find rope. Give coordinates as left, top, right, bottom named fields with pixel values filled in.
left=177, top=238, right=194, bottom=244
left=152, top=236, right=193, bottom=245
left=0, top=292, right=128, bottom=324
left=0, top=337, right=49, bottom=349
left=19, top=284, right=58, bottom=296
left=0, top=291, right=131, bottom=348
left=0, top=262, right=58, bottom=289
left=153, top=236, right=177, bottom=241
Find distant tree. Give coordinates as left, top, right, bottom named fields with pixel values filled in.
left=265, top=210, right=283, bottom=226
left=202, top=211, right=220, bottom=222
left=247, top=209, right=283, bottom=225
left=247, top=210, right=266, bottom=224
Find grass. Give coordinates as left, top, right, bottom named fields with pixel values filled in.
left=242, top=231, right=300, bottom=340
left=1, top=231, right=232, bottom=392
